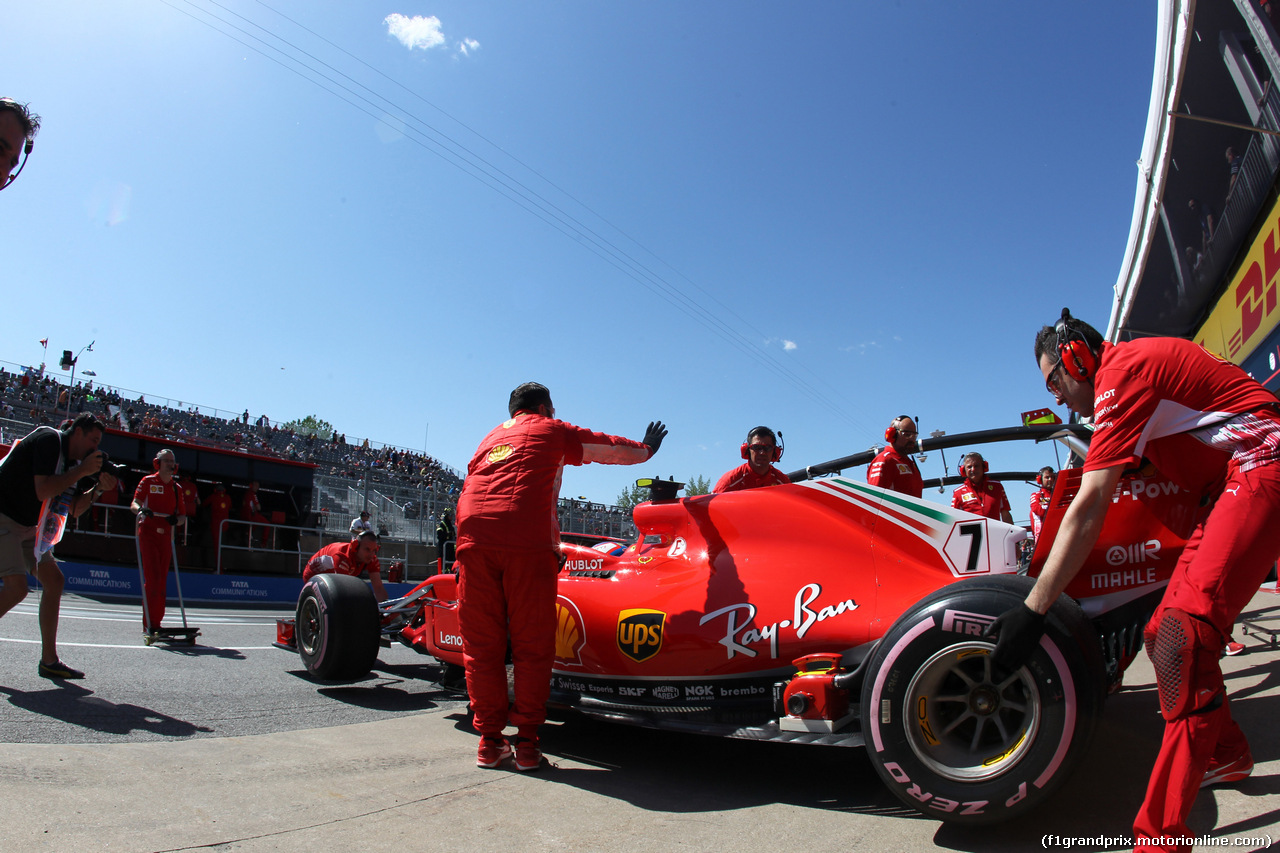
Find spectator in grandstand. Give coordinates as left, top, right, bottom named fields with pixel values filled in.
left=456, top=382, right=665, bottom=771
left=1188, top=197, right=1215, bottom=252
left=0, top=97, right=38, bottom=191
left=303, top=529, right=387, bottom=602
left=207, top=482, right=232, bottom=548
left=1226, top=146, right=1244, bottom=199
left=867, top=415, right=923, bottom=498
left=350, top=509, right=372, bottom=536
left=1029, top=466, right=1056, bottom=539
left=951, top=451, right=1013, bottom=523
left=0, top=414, right=114, bottom=679
left=714, top=426, right=790, bottom=493
left=990, top=308, right=1280, bottom=850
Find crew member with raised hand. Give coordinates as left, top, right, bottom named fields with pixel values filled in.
left=457, top=382, right=665, bottom=772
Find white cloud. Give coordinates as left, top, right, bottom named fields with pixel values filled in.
left=384, top=13, right=446, bottom=51
left=458, top=37, right=480, bottom=56
left=782, top=340, right=797, bottom=351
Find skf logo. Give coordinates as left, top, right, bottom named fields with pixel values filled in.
left=554, top=596, right=586, bottom=666
left=487, top=444, right=514, bottom=464
left=1106, top=540, right=1161, bottom=566
left=617, top=609, right=665, bottom=662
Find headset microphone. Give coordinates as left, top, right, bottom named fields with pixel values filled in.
left=0, top=140, right=32, bottom=191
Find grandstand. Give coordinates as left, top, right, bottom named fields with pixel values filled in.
left=0, top=360, right=638, bottom=562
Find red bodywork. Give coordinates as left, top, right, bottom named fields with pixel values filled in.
left=393, top=466, right=1199, bottom=738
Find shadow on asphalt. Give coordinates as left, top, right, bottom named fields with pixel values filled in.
left=0, top=683, right=214, bottom=738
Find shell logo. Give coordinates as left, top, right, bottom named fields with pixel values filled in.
left=554, top=596, right=587, bottom=666
left=487, top=444, right=515, bottom=464
left=502, top=417, right=517, bottom=428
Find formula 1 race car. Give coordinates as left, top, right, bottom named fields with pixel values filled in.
left=278, top=424, right=1201, bottom=825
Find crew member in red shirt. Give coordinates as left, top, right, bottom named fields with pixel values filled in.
left=178, top=474, right=199, bottom=542
left=1028, top=466, right=1056, bottom=539
left=457, top=382, right=665, bottom=771
left=303, top=530, right=386, bottom=601
left=241, top=480, right=269, bottom=547
left=989, top=310, right=1280, bottom=851
left=130, top=449, right=187, bottom=635
left=951, top=452, right=1013, bottom=522
left=713, top=426, right=789, bottom=493
left=867, top=415, right=923, bottom=498
left=207, top=482, right=232, bottom=548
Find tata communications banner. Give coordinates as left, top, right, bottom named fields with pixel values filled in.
left=1196, top=196, right=1280, bottom=367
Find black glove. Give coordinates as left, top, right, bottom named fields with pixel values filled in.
left=985, top=604, right=1047, bottom=671
left=165, top=515, right=180, bottom=525
left=139, top=508, right=154, bottom=518
left=642, top=421, right=667, bottom=454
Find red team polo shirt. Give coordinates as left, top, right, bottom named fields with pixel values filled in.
left=951, top=478, right=1010, bottom=520
left=713, top=462, right=790, bottom=494
left=1029, top=487, right=1052, bottom=538
left=867, top=446, right=923, bottom=498
left=303, top=540, right=380, bottom=582
left=132, top=474, right=186, bottom=517
left=1084, top=339, right=1280, bottom=483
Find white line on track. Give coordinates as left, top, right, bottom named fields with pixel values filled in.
left=6, top=602, right=283, bottom=626
left=0, top=636, right=278, bottom=650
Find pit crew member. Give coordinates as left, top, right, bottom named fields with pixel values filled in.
left=207, top=482, right=231, bottom=548
left=867, top=415, right=922, bottom=498
left=714, top=426, right=789, bottom=493
left=303, top=530, right=386, bottom=602
left=131, top=449, right=187, bottom=634
left=989, top=309, right=1280, bottom=852
left=951, top=451, right=1013, bottom=523
left=0, top=413, right=115, bottom=679
left=241, top=480, right=268, bottom=546
left=457, top=381, right=665, bottom=771
left=1029, top=466, right=1055, bottom=539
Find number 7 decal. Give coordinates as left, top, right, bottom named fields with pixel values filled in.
left=943, top=520, right=988, bottom=576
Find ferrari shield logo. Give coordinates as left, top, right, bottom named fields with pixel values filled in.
left=617, top=609, right=665, bottom=662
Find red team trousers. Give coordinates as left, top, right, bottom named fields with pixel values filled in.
left=137, top=519, right=175, bottom=629
left=456, top=546, right=560, bottom=736
left=1133, top=462, right=1280, bottom=850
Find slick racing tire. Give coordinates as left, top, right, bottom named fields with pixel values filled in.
left=296, top=574, right=381, bottom=681
left=860, top=575, right=1105, bottom=825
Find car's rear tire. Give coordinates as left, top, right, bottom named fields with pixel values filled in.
left=296, top=574, right=381, bottom=681
left=860, top=574, right=1105, bottom=825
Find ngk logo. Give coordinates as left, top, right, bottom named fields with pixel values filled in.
left=1106, top=540, right=1160, bottom=566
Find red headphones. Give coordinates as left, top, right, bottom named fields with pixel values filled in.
left=958, top=456, right=988, bottom=477
left=884, top=415, right=915, bottom=444
left=740, top=426, right=782, bottom=462
left=1055, top=308, right=1097, bottom=382
left=1036, top=469, right=1054, bottom=487
left=153, top=453, right=178, bottom=473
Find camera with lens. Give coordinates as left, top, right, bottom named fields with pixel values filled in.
left=95, top=452, right=127, bottom=481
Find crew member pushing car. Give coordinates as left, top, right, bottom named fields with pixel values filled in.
left=714, top=426, right=789, bottom=493
left=131, top=449, right=187, bottom=635
left=867, top=415, right=923, bottom=498
left=989, top=309, right=1280, bottom=852
left=303, top=530, right=386, bottom=602
left=457, top=382, right=665, bottom=771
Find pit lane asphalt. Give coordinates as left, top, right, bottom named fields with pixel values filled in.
left=1, top=592, right=1278, bottom=852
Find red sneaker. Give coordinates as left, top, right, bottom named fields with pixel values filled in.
left=514, top=737, right=543, bottom=772
left=476, top=735, right=511, bottom=769
left=1202, top=750, right=1253, bottom=788
left=1225, top=641, right=1246, bottom=656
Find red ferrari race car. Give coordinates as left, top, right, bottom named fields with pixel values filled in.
left=278, top=424, right=1201, bottom=825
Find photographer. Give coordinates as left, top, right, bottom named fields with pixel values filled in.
left=0, top=413, right=117, bottom=679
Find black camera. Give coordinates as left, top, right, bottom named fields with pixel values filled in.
left=96, top=451, right=127, bottom=480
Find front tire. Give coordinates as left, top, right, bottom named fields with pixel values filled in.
left=296, top=574, right=380, bottom=681
left=860, top=575, right=1105, bottom=825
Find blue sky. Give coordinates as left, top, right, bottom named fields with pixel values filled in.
left=3, top=2, right=1155, bottom=516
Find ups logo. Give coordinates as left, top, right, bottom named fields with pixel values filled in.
left=617, top=609, right=665, bottom=662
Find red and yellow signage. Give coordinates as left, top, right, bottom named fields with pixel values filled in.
left=1196, top=198, right=1280, bottom=363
